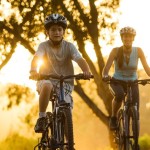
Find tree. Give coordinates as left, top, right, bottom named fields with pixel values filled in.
left=5, top=84, right=35, bottom=109
left=0, top=0, right=121, bottom=147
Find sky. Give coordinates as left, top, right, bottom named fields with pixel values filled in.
left=0, top=46, right=36, bottom=89
left=0, top=0, right=150, bottom=87
left=119, top=0, right=150, bottom=61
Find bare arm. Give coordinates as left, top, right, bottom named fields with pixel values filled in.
left=102, top=48, right=117, bottom=77
left=76, top=58, right=91, bottom=77
left=138, top=47, right=150, bottom=76
left=30, top=55, right=39, bottom=73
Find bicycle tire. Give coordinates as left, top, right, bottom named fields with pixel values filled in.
left=127, top=107, right=139, bottom=150
left=57, top=108, right=74, bottom=150
left=46, top=112, right=57, bottom=150
left=116, top=109, right=125, bottom=150
left=38, top=144, right=48, bottom=150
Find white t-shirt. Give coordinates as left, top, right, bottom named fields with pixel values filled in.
left=34, top=39, right=82, bottom=86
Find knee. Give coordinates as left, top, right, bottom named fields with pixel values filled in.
left=42, top=82, right=53, bottom=92
left=114, top=93, right=125, bottom=102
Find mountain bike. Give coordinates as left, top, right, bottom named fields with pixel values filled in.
left=104, top=78, right=150, bottom=150
left=30, top=73, right=93, bottom=150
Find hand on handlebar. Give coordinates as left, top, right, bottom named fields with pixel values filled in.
left=102, top=75, right=111, bottom=82
left=83, top=71, right=93, bottom=79
left=29, top=72, right=39, bottom=80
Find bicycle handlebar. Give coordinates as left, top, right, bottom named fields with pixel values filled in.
left=29, top=73, right=94, bottom=81
left=103, top=77, right=150, bottom=86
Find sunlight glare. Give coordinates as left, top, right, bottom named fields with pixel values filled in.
left=0, top=44, right=36, bottom=91
left=81, top=0, right=89, bottom=6
left=85, top=41, right=97, bottom=62
left=94, top=0, right=102, bottom=6
left=0, top=0, right=22, bottom=22
left=37, top=59, right=43, bottom=73
left=0, top=0, right=12, bottom=20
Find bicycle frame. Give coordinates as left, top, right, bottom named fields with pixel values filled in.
left=32, top=73, right=94, bottom=150
left=49, top=78, right=73, bottom=149
left=124, top=82, right=138, bottom=112
left=104, top=78, right=150, bottom=150
left=122, top=82, right=139, bottom=149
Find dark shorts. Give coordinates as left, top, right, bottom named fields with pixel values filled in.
left=109, top=81, right=139, bottom=108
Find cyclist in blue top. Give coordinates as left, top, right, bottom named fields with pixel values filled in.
left=102, top=26, right=150, bottom=130
left=30, top=14, right=91, bottom=133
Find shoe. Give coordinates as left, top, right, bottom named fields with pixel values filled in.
left=34, top=117, right=46, bottom=133
left=109, top=117, right=117, bottom=130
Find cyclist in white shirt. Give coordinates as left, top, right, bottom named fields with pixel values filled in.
left=30, top=14, right=91, bottom=133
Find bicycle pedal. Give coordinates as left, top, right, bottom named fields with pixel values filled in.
left=42, top=142, right=48, bottom=147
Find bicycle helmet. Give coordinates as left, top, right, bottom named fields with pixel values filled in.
left=120, top=26, right=136, bottom=36
left=44, top=14, right=67, bottom=30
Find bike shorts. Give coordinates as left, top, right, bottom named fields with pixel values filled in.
left=109, top=82, right=139, bottom=107
left=36, top=80, right=74, bottom=108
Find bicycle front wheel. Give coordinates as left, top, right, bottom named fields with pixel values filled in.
left=127, top=107, right=139, bottom=150
left=116, top=109, right=125, bottom=150
left=57, top=108, right=74, bottom=150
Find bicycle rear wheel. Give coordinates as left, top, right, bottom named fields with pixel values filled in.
left=57, top=108, right=74, bottom=150
left=127, top=107, right=139, bottom=150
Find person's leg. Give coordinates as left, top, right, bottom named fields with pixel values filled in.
left=112, top=100, right=122, bottom=117
left=110, top=83, right=125, bottom=116
left=39, top=82, right=53, bottom=116
left=131, top=84, right=139, bottom=110
left=35, top=80, right=53, bottom=133
left=109, top=83, right=125, bottom=130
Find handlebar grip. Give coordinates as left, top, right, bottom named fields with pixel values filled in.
left=90, top=75, right=94, bottom=78
left=75, top=74, right=94, bottom=80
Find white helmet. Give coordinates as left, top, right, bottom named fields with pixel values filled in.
left=120, top=26, right=136, bottom=36
left=44, top=14, right=67, bottom=30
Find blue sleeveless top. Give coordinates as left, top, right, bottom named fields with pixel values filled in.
left=113, top=47, right=138, bottom=81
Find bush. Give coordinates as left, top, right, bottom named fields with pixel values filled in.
left=139, top=134, right=150, bottom=150
left=0, top=133, right=37, bottom=150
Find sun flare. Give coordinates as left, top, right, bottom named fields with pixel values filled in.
left=37, top=59, right=43, bottom=73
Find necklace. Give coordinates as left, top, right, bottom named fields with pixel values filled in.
left=123, top=46, right=132, bottom=65
left=124, top=53, right=130, bottom=65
